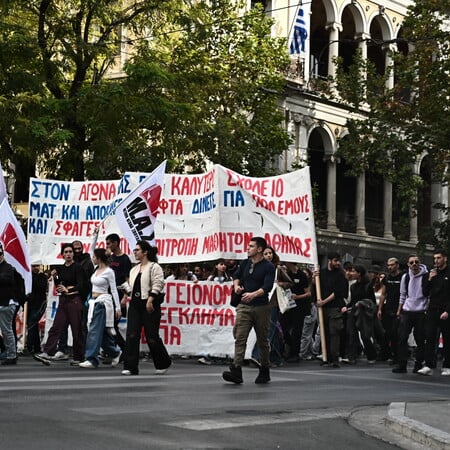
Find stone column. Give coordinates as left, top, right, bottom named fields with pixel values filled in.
left=409, top=203, right=419, bottom=243
left=383, top=180, right=394, bottom=239
left=384, top=43, right=396, bottom=90
left=325, top=155, right=338, bottom=231
left=356, top=172, right=367, bottom=235
left=325, top=22, right=342, bottom=78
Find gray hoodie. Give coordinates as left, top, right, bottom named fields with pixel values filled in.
left=399, top=263, right=429, bottom=312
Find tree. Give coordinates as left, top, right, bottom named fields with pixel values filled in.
left=119, top=0, right=290, bottom=176
left=0, top=0, right=290, bottom=200
left=0, top=0, right=175, bottom=194
left=329, top=0, right=450, bottom=251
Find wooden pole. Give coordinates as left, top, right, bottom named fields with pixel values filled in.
left=314, top=269, right=328, bottom=363
left=22, top=301, right=28, bottom=350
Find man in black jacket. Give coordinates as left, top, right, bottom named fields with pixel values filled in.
left=419, top=249, right=450, bottom=376
left=315, top=252, right=348, bottom=368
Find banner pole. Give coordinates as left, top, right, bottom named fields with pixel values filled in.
left=22, top=302, right=28, bottom=351
left=314, top=269, right=327, bottom=363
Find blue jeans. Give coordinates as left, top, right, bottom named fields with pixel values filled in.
left=0, top=305, right=17, bottom=359
left=251, top=306, right=283, bottom=365
left=84, top=302, right=120, bottom=367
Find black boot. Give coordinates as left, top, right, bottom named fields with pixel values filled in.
left=222, top=365, right=243, bottom=384
left=392, top=363, right=407, bottom=373
left=255, top=366, right=270, bottom=384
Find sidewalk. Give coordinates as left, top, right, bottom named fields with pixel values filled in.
left=386, top=401, right=450, bottom=449
left=350, top=400, right=450, bottom=450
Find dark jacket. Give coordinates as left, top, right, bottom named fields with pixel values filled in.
left=233, top=258, right=276, bottom=307
left=318, top=267, right=348, bottom=309
left=0, top=260, right=22, bottom=306
left=354, top=298, right=377, bottom=340
left=28, top=271, right=48, bottom=309
left=422, top=265, right=450, bottom=313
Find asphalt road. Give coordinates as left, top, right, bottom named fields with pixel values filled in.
left=1, top=356, right=448, bottom=450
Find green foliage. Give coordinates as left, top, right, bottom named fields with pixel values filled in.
left=124, top=0, right=290, bottom=176
left=0, top=0, right=290, bottom=192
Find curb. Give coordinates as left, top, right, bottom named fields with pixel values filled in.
left=386, top=402, right=450, bottom=450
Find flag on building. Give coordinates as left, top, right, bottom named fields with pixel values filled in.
left=115, top=161, right=166, bottom=249
left=289, top=5, right=309, bottom=55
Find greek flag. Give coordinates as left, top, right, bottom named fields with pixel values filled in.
left=289, top=6, right=308, bottom=54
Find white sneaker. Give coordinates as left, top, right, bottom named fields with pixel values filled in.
left=79, top=360, right=96, bottom=369
left=110, top=351, right=122, bottom=368
left=198, top=357, right=212, bottom=365
left=441, top=368, right=450, bottom=376
left=417, top=366, right=433, bottom=376
left=121, top=369, right=131, bottom=376
left=52, top=351, right=69, bottom=361
left=33, top=352, right=52, bottom=366
left=155, top=368, right=168, bottom=375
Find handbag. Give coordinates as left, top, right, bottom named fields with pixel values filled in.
left=229, top=259, right=249, bottom=307
left=230, top=291, right=242, bottom=307
left=276, top=286, right=295, bottom=314
left=155, top=292, right=165, bottom=305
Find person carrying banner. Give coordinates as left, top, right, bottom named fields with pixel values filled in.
left=33, top=243, right=88, bottom=366
left=222, top=236, right=276, bottom=384
left=0, top=242, right=24, bottom=365
left=121, top=240, right=171, bottom=376
left=79, top=248, right=122, bottom=369
left=314, top=252, right=348, bottom=368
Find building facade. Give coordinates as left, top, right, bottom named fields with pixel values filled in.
left=253, top=0, right=448, bottom=267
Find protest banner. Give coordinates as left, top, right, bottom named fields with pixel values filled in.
left=41, top=279, right=255, bottom=358
left=161, top=279, right=235, bottom=356
left=28, top=173, right=146, bottom=264
left=155, top=165, right=316, bottom=264
left=28, top=165, right=316, bottom=267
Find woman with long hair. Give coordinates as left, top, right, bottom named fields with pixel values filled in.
left=79, top=248, right=122, bottom=369
left=122, top=240, right=171, bottom=376
left=207, top=259, right=231, bottom=283
left=341, top=264, right=377, bottom=364
left=34, top=243, right=87, bottom=366
left=252, top=246, right=290, bottom=367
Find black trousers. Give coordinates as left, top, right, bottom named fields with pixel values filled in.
left=124, top=299, right=171, bottom=374
left=396, top=311, right=425, bottom=368
left=379, top=312, right=399, bottom=360
left=424, top=309, right=450, bottom=369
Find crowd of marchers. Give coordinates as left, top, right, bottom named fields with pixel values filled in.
left=0, top=235, right=449, bottom=381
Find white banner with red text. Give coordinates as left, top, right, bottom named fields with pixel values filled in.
left=28, top=165, right=316, bottom=265
left=42, top=279, right=255, bottom=358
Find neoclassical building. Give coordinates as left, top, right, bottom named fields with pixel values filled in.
left=254, top=0, right=448, bottom=266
